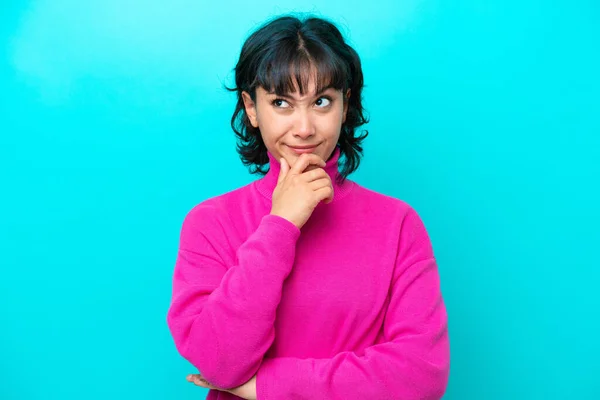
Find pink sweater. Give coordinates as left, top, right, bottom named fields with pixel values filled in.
left=167, top=146, right=450, bottom=399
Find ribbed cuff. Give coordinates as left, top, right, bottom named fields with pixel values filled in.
left=260, top=214, right=301, bottom=240
left=256, top=357, right=308, bottom=399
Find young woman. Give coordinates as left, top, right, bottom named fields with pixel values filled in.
left=167, top=14, right=450, bottom=400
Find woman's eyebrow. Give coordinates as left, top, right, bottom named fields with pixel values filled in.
left=267, top=85, right=336, bottom=100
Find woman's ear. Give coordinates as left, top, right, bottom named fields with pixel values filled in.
left=342, top=89, right=351, bottom=123
left=242, top=91, right=259, bottom=128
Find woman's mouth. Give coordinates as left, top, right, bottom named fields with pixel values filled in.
left=288, top=144, right=318, bottom=154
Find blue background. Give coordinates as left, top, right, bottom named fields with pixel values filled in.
left=1, top=1, right=598, bottom=399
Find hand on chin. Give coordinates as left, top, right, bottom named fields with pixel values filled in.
left=284, top=152, right=324, bottom=173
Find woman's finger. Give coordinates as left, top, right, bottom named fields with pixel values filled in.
left=187, top=374, right=215, bottom=389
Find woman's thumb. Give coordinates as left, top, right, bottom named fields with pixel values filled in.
left=277, top=158, right=289, bottom=184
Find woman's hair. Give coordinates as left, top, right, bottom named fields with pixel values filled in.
left=226, top=14, right=369, bottom=183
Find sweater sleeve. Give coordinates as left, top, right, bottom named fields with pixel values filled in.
left=166, top=204, right=301, bottom=389
left=255, top=206, right=450, bottom=400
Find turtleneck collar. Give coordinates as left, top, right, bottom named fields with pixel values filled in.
left=255, top=145, right=355, bottom=203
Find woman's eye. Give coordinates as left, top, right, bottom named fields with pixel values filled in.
left=315, top=97, right=331, bottom=107
left=272, top=99, right=290, bottom=108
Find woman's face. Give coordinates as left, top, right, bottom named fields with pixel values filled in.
left=242, top=77, right=349, bottom=168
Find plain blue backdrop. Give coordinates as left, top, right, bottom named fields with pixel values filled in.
left=1, top=1, right=599, bottom=399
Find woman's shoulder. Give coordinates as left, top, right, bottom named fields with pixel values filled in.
left=351, top=181, right=416, bottom=215
left=352, top=182, right=435, bottom=254
left=180, top=182, right=255, bottom=229
left=349, top=183, right=434, bottom=254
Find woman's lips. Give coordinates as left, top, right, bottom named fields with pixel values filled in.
left=288, top=145, right=318, bottom=154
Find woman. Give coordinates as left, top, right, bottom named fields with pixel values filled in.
left=167, top=14, right=450, bottom=400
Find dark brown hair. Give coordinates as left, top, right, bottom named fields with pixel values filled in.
left=226, top=14, right=369, bottom=183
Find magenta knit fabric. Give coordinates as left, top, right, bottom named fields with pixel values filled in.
left=167, top=146, right=450, bottom=399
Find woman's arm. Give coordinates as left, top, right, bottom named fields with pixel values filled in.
left=255, top=208, right=450, bottom=399
left=167, top=204, right=301, bottom=390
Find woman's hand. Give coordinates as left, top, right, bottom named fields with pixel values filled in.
left=187, top=373, right=257, bottom=400
left=270, top=152, right=334, bottom=230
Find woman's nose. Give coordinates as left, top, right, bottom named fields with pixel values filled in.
left=293, top=112, right=316, bottom=139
